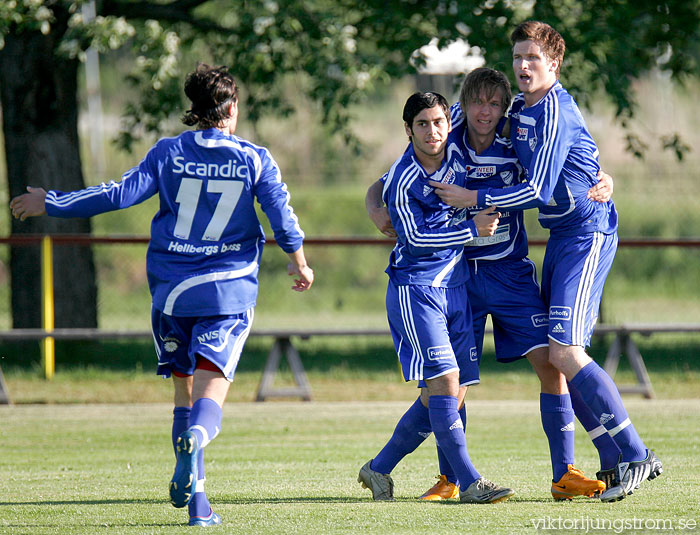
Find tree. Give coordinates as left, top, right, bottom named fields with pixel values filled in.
left=1, top=0, right=698, bottom=328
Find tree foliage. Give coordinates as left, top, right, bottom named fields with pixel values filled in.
left=0, top=0, right=699, bottom=328
left=2, top=0, right=699, bottom=154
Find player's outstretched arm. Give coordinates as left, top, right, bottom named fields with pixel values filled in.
left=365, top=180, right=396, bottom=238
left=587, top=170, right=614, bottom=203
left=472, top=206, right=500, bottom=237
left=10, top=186, right=48, bottom=221
left=428, top=180, right=478, bottom=208
left=287, top=246, right=314, bottom=292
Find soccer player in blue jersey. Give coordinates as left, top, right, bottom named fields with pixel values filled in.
left=358, top=91, right=515, bottom=504
left=10, top=64, right=314, bottom=525
left=429, top=22, right=662, bottom=502
left=367, top=68, right=611, bottom=502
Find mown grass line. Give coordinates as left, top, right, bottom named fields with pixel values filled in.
left=1, top=400, right=697, bottom=534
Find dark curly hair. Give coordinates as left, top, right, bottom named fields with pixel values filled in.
left=402, top=92, right=450, bottom=131
left=182, top=64, right=238, bottom=129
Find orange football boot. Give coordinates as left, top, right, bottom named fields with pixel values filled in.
left=551, top=464, right=606, bottom=500
left=419, top=474, right=460, bottom=501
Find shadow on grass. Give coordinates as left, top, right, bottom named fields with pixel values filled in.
left=1, top=334, right=699, bottom=376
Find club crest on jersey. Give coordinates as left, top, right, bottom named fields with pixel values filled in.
left=448, top=207, right=468, bottom=226
left=516, top=126, right=528, bottom=141
left=529, top=135, right=538, bottom=152
left=500, top=170, right=514, bottom=185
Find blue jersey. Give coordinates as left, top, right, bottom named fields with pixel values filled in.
left=45, top=128, right=305, bottom=316
left=475, top=82, right=617, bottom=237
left=449, top=103, right=528, bottom=262
left=382, top=142, right=478, bottom=287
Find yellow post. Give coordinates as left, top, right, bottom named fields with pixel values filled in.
left=41, top=235, right=55, bottom=380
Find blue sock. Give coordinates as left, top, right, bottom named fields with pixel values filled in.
left=429, top=396, right=480, bottom=489
left=172, top=406, right=191, bottom=456
left=188, top=398, right=222, bottom=448
left=540, top=393, right=575, bottom=481
left=186, top=399, right=220, bottom=519
left=371, top=397, right=432, bottom=474
left=188, top=450, right=211, bottom=518
left=569, top=362, right=647, bottom=463
left=437, top=403, right=466, bottom=486
left=568, top=382, right=621, bottom=470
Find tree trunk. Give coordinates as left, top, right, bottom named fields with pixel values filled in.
left=0, top=14, right=98, bottom=329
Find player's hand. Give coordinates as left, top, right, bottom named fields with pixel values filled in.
left=428, top=181, right=478, bottom=208
left=288, top=263, right=314, bottom=292
left=472, top=206, right=500, bottom=237
left=10, top=186, right=48, bottom=220
left=368, top=205, right=396, bottom=238
left=587, top=169, right=614, bottom=202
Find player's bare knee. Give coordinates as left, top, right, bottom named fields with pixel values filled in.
left=425, top=371, right=460, bottom=398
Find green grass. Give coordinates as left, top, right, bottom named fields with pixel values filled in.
left=2, top=334, right=700, bottom=403
left=1, top=399, right=698, bottom=534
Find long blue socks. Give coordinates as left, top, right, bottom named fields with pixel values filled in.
left=429, top=395, right=480, bottom=489
left=540, top=393, right=575, bottom=481
left=173, top=400, right=222, bottom=519
left=436, top=404, right=466, bottom=486
left=371, top=397, right=432, bottom=474
left=569, top=362, right=647, bottom=463
left=568, top=382, right=622, bottom=470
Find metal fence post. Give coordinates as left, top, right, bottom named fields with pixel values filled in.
left=41, top=235, right=55, bottom=380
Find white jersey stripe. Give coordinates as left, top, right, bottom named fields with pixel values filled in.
left=399, top=286, right=423, bottom=381
left=392, top=162, right=476, bottom=247
left=223, top=308, right=254, bottom=378
left=163, top=259, right=259, bottom=315
left=572, top=232, right=603, bottom=345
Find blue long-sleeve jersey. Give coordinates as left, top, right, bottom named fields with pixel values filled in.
left=45, top=128, right=305, bottom=316
left=449, top=103, right=528, bottom=262
left=382, top=141, right=478, bottom=287
left=475, top=82, right=617, bottom=237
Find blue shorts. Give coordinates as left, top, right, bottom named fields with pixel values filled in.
left=467, top=257, right=549, bottom=362
left=386, top=281, right=479, bottom=387
left=542, top=232, right=617, bottom=347
left=152, top=307, right=254, bottom=382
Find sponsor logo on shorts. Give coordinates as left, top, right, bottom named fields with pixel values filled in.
left=552, top=323, right=566, bottom=334
left=428, top=345, right=454, bottom=361
left=418, top=431, right=432, bottom=439
left=531, top=314, right=549, bottom=328
left=469, top=346, right=478, bottom=362
left=197, top=329, right=220, bottom=344
left=549, top=306, right=572, bottom=321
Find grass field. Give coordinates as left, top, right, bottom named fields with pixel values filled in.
left=1, top=400, right=698, bottom=534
